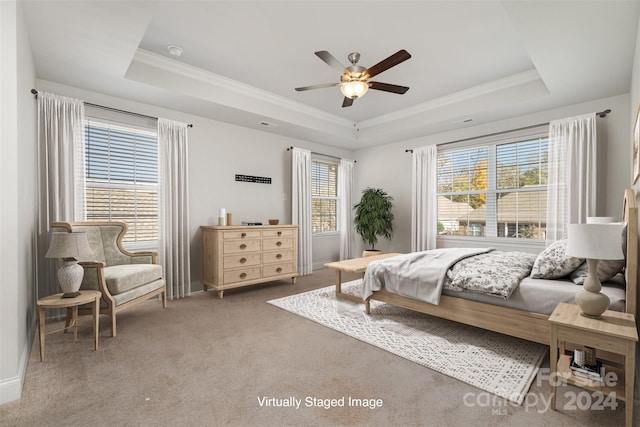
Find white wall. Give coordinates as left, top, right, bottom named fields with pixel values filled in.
left=631, top=7, right=640, bottom=230
left=184, top=113, right=353, bottom=282
left=0, top=1, right=37, bottom=405
left=35, top=73, right=633, bottom=287
left=629, top=11, right=640, bottom=400
left=34, top=79, right=354, bottom=289
left=354, top=94, right=632, bottom=255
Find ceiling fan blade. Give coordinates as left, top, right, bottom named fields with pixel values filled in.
left=295, top=82, right=340, bottom=92
left=369, top=81, right=410, bottom=94
left=365, top=49, right=411, bottom=79
left=315, top=51, right=346, bottom=73
left=342, top=97, right=354, bottom=108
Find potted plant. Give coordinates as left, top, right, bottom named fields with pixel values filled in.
left=353, top=188, right=394, bottom=257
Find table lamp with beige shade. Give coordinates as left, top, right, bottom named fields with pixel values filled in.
left=566, top=222, right=625, bottom=318
left=45, top=231, right=93, bottom=298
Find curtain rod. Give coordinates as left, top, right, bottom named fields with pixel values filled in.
left=31, top=89, right=193, bottom=128
left=404, top=109, right=611, bottom=153
left=286, top=146, right=356, bottom=163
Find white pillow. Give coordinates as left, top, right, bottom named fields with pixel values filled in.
left=530, top=240, right=584, bottom=279
left=570, top=260, right=625, bottom=284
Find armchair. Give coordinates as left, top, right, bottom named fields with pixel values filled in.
left=51, top=221, right=167, bottom=337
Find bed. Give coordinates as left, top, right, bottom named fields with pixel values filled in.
left=363, top=189, right=638, bottom=346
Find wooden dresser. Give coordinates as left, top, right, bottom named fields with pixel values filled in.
left=200, top=224, right=298, bottom=298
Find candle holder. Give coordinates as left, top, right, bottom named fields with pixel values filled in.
left=218, top=208, right=227, bottom=226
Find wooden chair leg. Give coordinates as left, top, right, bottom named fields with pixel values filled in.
left=162, top=290, right=167, bottom=308
left=110, top=311, right=116, bottom=337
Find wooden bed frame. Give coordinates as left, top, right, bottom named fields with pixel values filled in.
left=365, top=189, right=638, bottom=345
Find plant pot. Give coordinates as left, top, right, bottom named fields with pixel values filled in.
left=362, top=250, right=382, bottom=258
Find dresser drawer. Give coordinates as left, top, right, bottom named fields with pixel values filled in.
left=263, top=237, right=293, bottom=251
left=223, top=230, right=261, bottom=240
left=201, top=224, right=298, bottom=298
left=263, top=263, right=294, bottom=278
left=223, top=253, right=261, bottom=269
left=263, top=228, right=295, bottom=238
left=262, top=250, right=294, bottom=264
left=223, top=239, right=261, bottom=254
left=223, top=267, right=261, bottom=284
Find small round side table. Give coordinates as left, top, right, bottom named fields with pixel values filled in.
left=37, top=290, right=101, bottom=362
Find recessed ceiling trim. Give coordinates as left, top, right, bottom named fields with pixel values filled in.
left=357, top=69, right=545, bottom=130
left=129, top=49, right=354, bottom=129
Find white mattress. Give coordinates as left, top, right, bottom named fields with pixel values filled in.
left=441, top=275, right=626, bottom=316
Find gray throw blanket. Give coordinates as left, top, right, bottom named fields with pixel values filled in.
left=362, top=248, right=494, bottom=305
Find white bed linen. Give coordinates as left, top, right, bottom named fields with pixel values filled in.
left=363, top=248, right=492, bottom=304
left=441, top=275, right=626, bottom=315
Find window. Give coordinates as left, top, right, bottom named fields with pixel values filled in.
left=311, top=159, right=338, bottom=233
left=84, top=119, right=159, bottom=247
left=437, top=132, right=548, bottom=240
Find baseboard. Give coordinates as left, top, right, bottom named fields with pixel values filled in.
left=0, top=326, right=33, bottom=405
left=0, top=374, right=22, bottom=405
left=313, top=261, right=332, bottom=271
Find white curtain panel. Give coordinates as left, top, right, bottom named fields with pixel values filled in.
left=411, top=145, right=438, bottom=252
left=338, top=158, right=356, bottom=260
left=158, top=118, right=191, bottom=299
left=37, top=91, right=86, bottom=296
left=546, top=113, right=597, bottom=242
left=291, top=148, right=312, bottom=275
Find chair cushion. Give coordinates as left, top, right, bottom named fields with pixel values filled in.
left=104, top=264, right=163, bottom=295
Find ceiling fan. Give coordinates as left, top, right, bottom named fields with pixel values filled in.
left=295, top=50, right=412, bottom=107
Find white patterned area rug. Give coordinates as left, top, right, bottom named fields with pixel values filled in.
left=268, top=280, right=546, bottom=405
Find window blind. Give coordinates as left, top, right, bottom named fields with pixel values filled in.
left=437, top=130, right=548, bottom=240
left=84, top=119, right=159, bottom=245
left=311, top=160, right=338, bottom=233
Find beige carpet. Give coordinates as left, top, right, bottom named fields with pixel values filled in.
left=0, top=268, right=633, bottom=426
left=268, top=280, right=546, bottom=404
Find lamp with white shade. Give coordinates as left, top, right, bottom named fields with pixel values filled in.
left=45, top=232, right=93, bottom=298
left=566, top=223, right=625, bottom=318
left=586, top=216, right=617, bottom=224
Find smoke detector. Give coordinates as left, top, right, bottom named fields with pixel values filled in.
left=168, top=45, right=183, bottom=57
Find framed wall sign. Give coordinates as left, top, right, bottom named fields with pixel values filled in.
left=235, top=174, right=272, bottom=184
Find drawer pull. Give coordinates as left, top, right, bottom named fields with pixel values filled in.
left=276, top=241, right=282, bottom=246
left=276, top=254, right=282, bottom=259
left=240, top=272, right=247, bottom=278
left=241, top=232, right=247, bottom=238
left=240, top=257, right=247, bottom=264
left=277, top=231, right=282, bottom=236
left=276, top=267, right=282, bottom=273
left=240, top=244, right=247, bottom=249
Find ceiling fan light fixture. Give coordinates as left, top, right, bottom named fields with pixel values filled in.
left=340, top=80, right=369, bottom=99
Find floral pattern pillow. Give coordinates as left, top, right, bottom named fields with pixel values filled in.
left=530, top=239, right=584, bottom=279
left=446, top=251, right=537, bottom=298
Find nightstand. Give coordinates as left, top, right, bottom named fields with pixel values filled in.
left=37, top=290, right=101, bottom=362
left=549, top=302, right=637, bottom=427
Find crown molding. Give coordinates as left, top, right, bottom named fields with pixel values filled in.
left=358, top=69, right=545, bottom=130
left=130, top=49, right=354, bottom=130
left=128, top=50, right=547, bottom=146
